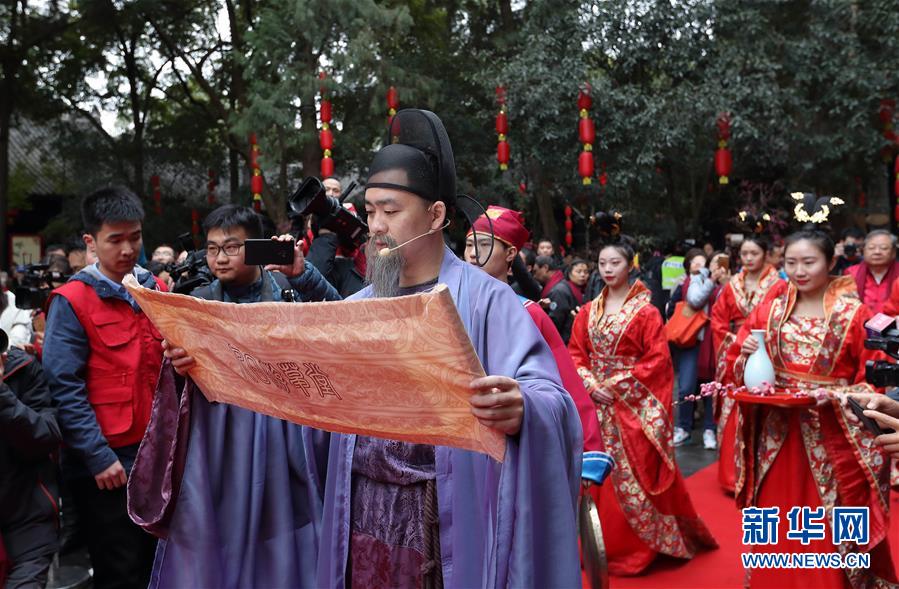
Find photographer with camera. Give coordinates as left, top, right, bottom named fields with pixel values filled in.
left=41, top=187, right=167, bottom=589
left=0, top=328, right=63, bottom=588
left=833, top=226, right=864, bottom=275
left=129, top=204, right=339, bottom=587
left=841, top=393, right=899, bottom=459
left=297, top=177, right=368, bottom=297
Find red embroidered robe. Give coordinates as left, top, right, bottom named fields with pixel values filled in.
left=710, top=264, right=785, bottom=493
left=726, top=276, right=896, bottom=588
left=569, top=281, right=717, bottom=575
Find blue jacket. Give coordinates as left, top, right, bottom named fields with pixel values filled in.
left=43, top=265, right=161, bottom=478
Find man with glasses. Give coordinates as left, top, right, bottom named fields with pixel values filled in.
left=129, top=204, right=339, bottom=588
left=845, top=229, right=899, bottom=314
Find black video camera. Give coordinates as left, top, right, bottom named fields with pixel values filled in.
left=168, top=233, right=213, bottom=295
left=14, top=264, right=71, bottom=310
left=288, top=177, right=368, bottom=249
left=864, top=317, right=899, bottom=387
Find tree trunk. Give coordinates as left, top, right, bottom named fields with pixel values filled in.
left=529, top=161, right=558, bottom=242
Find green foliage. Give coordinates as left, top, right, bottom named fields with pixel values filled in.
left=6, top=0, right=899, bottom=252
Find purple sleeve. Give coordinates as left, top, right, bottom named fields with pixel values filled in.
left=127, top=360, right=192, bottom=538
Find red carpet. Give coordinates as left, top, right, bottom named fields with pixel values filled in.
left=582, top=462, right=899, bottom=589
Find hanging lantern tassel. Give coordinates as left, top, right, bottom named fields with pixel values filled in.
left=564, top=205, right=573, bottom=247
left=387, top=86, right=399, bottom=126
left=495, top=86, right=510, bottom=171
left=249, top=133, right=263, bottom=211
left=319, top=74, right=335, bottom=178
left=150, top=174, right=162, bottom=215
left=715, top=113, right=732, bottom=185
left=599, top=161, right=608, bottom=189
left=578, top=85, right=594, bottom=185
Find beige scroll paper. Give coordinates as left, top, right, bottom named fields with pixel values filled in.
left=123, top=276, right=505, bottom=461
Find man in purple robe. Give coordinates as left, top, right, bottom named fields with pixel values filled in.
left=316, top=109, right=583, bottom=588
left=127, top=205, right=340, bottom=588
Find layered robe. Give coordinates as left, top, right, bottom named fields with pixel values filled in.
left=127, top=274, right=336, bottom=588
left=568, top=281, right=717, bottom=575
left=710, top=265, right=784, bottom=493
left=315, top=247, right=584, bottom=588
left=726, top=276, right=896, bottom=588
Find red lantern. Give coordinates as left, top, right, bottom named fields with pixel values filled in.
left=320, top=100, right=332, bottom=124
left=715, top=148, right=732, bottom=184
left=250, top=149, right=259, bottom=168
left=577, top=88, right=592, bottom=112
left=321, top=156, right=334, bottom=178
left=577, top=83, right=596, bottom=184
left=495, top=111, right=508, bottom=135
left=578, top=151, right=594, bottom=183
left=715, top=112, right=733, bottom=185
left=564, top=205, right=573, bottom=247
left=497, top=140, right=510, bottom=169
left=191, top=209, right=200, bottom=236
left=319, top=128, right=334, bottom=151
left=716, top=114, right=731, bottom=141
left=578, top=117, right=595, bottom=145
left=250, top=173, right=263, bottom=195
left=387, top=86, right=399, bottom=115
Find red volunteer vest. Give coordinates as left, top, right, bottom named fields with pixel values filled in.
left=49, top=278, right=164, bottom=448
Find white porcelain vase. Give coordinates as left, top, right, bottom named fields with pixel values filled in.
left=744, top=329, right=775, bottom=389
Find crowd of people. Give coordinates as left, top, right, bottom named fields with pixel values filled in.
left=2, top=109, right=899, bottom=589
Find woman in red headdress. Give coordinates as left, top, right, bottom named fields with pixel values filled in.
left=725, top=202, right=896, bottom=587
left=569, top=238, right=717, bottom=575
left=464, top=206, right=611, bottom=481
left=710, top=228, right=785, bottom=493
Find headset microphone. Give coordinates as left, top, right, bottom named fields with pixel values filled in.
left=378, top=220, right=451, bottom=257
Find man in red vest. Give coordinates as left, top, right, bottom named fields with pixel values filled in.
left=43, top=187, right=164, bottom=589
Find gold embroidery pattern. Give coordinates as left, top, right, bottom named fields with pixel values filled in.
left=730, top=266, right=780, bottom=318
left=779, top=316, right=826, bottom=365
left=586, top=282, right=711, bottom=556
left=603, top=417, right=693, bottom=557
left=752, top=409, right=789, bottom=500
left=798, top=411, right=893, bottom=589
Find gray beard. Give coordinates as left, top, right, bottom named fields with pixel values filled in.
left=365, top=236, right=405, bottom=298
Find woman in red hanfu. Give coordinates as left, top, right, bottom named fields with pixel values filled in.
left=569, top=238, right=717, bottom=576
left=710, top=226, right=785, bottom=494
left=726, top=201, right=896, bottom=588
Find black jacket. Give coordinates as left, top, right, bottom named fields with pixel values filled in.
left=306, top=232, right=365, bottom=298
left=0, top=348, right=61, bottom=528
left=547, top=280, right=583, bottom=344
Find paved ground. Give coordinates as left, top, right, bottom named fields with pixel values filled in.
left=675, top=429, right=719, bottom=477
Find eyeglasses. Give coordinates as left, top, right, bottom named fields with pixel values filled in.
left=205, top=243, right=244, bottom=257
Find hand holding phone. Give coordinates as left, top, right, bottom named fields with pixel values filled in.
left=262, top=235, right=306, bottom=279
left=847, top=397, right=893, bottom=436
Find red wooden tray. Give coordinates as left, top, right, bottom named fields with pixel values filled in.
left=730, top=390, right=816, bottom=407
